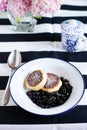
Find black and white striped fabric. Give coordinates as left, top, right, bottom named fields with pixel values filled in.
left=0, top=0, right=87, bottom=129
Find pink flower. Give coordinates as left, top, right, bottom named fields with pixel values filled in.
left=0, top=0, right=8, bottom=11
left=31, top=0, right=61, bottom=16
left=8, top=0, right=32, bottom=18
left=0, top=0, right=62, bottom=17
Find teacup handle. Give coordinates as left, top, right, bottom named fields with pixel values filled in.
left=82, top=35, right=87, bottom=42
left=76, top=35, right=87, bottom=51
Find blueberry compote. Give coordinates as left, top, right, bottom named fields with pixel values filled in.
left=26, top=77, right=73, bottom=108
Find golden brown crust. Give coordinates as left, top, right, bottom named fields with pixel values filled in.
left=27, top=70, right=43, bottom=86
left=24, top=70, right=47, bottom=91
left=42, top=73, right=62, bottom=92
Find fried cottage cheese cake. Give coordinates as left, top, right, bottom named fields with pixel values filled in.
left=24, top=70, right=48, bottom=91
left=24, top=70, right=62, bottom=92
left=42, top=73, right=62, bottom=92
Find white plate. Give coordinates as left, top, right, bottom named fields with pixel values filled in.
left=10, top=58, right=85, bottom=115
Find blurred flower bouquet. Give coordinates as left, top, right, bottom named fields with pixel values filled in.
left=0, top=0, right=63, bottom=31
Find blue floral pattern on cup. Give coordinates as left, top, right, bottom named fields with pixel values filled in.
left=61, top=19, right=87, bottom=52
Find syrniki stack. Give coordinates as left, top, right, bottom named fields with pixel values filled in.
left=24, top=69, right=62, bottom=93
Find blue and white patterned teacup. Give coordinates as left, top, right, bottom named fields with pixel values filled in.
left=61, top=19, right=87, bottom=52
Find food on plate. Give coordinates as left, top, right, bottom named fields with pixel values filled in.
left=42, top=73, right=62, bottom=92
left=24, top=69, right=73, bottom=108
left=24, top=70, right=48, bottom=91
left=26, top=77, right=73, bottom=108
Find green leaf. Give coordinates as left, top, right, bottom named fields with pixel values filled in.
left=15, top=17, right=21, bottom=22
left=35, top=16, right=42, bottom=19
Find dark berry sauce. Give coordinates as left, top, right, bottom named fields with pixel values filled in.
left=26, top=77, right=73, bottom=108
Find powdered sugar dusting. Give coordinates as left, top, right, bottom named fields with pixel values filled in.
left=45, top=73, right=59, bottom=88
left=28, top=70, right=42, bottom=86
